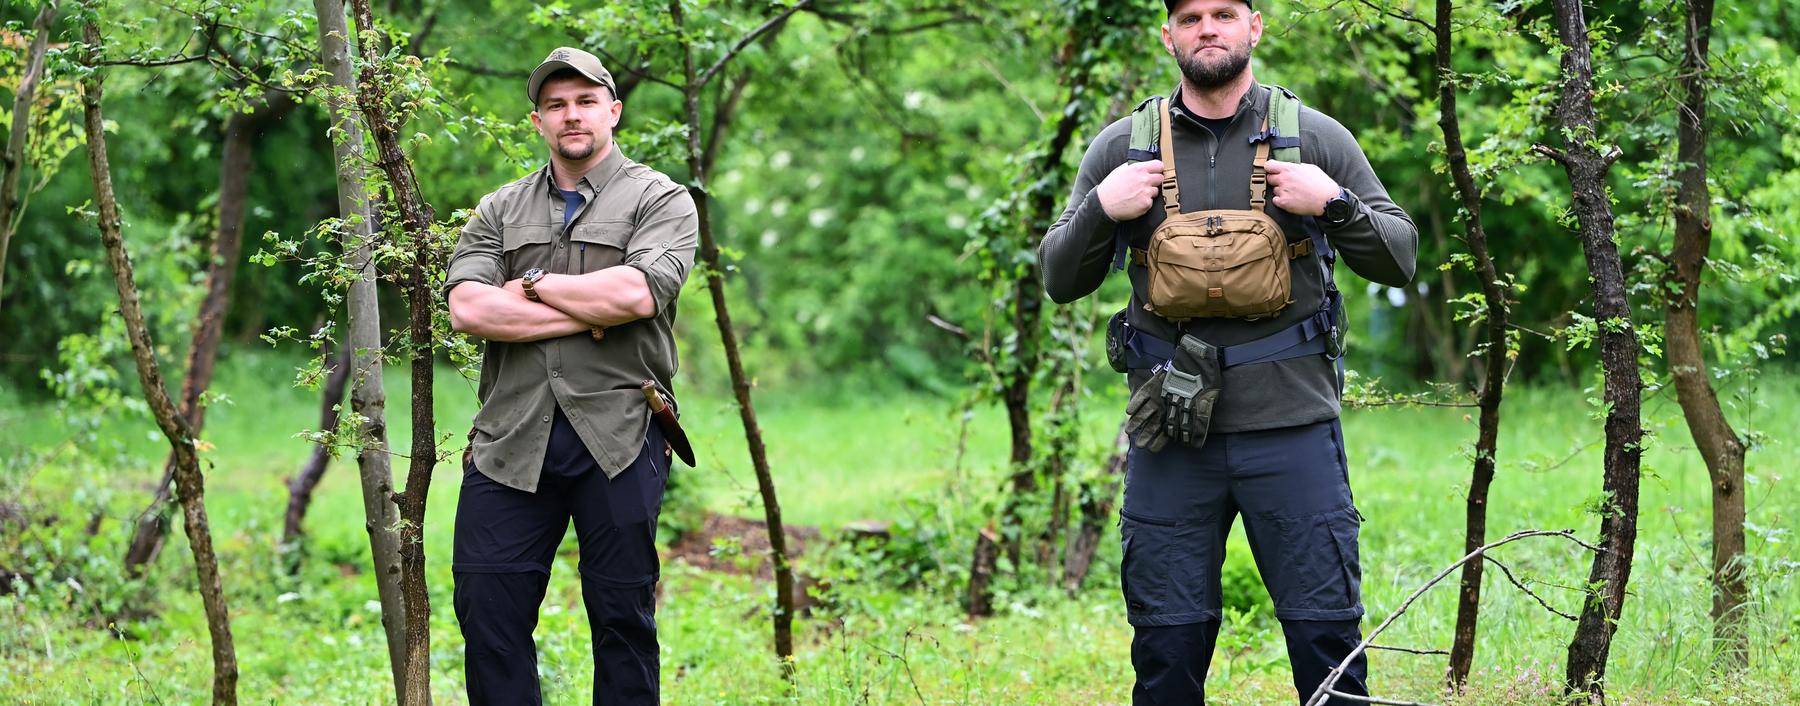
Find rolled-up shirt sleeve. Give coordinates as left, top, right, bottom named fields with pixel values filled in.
left=443, top=195, right=506, bottom=298
left=623, top=183, right=699, bottom=316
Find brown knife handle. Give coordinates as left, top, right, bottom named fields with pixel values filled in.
left=640, top=380, right=667, bottom=413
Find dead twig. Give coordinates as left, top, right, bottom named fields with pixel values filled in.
left=1303, top=529, right=1599, bottom=706
left=1326, top=693, right=1437, bottom=706
left=927, top=313, right=970, bottom=339
left=1368, top=644, right=1450, bottom=656
left=1483, top=555, right=1579, bottom=621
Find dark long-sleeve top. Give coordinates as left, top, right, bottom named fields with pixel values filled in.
left=1039, top=85, right=1417, bottom=432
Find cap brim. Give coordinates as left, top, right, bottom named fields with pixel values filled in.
left=527, top=61, right=611, bottom=104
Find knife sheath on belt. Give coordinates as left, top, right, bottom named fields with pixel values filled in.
left=640, top=380, right=696, bottom=467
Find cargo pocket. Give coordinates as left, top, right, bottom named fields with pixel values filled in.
left=570, top=220, right=633, bottom=273
left=1119, top=509, right=1216, bottom=627
left=501, top=223, right=554, bottom=274
left=1272, top=505, right=1364, bottom=621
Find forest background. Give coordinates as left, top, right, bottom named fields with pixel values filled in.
left=1, top=0, right=1797, bottom=703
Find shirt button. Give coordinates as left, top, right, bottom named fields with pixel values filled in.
left=551, top=370, right=561, bottom=377
left=542, top=415, right=551, bottom=423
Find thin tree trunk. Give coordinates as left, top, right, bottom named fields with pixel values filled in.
left=1435, top=0, right=1516, bottom=690
left=1063, top=424, right=1127, bottom=595
left=977, top=32, right=1091, bottom=613
left=1544, top=1, right=1646, bottom=698
left=122, top=90, right=295, bottom=577
left=967, top=524, right=1000, bottom=617
left=1665, top=0, right=1746, bottom=672
left=79, top=18, right=238, bottom=703
left=998, top=263, right=1041, bottom=570
left=311, top=0, right=408, bottom=693
left=671, top=0, right=798, bottom=676
left=281, top=342, right=352, bottom=550
left=347, top=1, right=439, bottom=702
left=1034, top=309, right=1085, bottom=577
left=0, top=0, right=59, bottom=314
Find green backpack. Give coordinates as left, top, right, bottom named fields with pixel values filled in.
left=1112, top=84, right=1308, bottom=275
left=1127, top=83, right=1303, bottom=165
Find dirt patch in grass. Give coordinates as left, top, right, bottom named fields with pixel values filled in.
left=665, top=511, right=823, bottom=579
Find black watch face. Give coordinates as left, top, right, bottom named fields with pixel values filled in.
left=1326, top=198, right=1352, bottom=224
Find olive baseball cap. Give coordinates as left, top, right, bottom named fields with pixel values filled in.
left=526, top=47, right=617, bottom=105
left=1164, top=0, right=1253, bottom=12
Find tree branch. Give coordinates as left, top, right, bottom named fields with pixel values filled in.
left=1484, top=555, right=1579, bottom=621
left=1351, top=0, right=1436, bottom=34
left=1325, top=693, right=1438, bottom=706
left=1303, top=530, right=1600, bottom=706
left=927, top=313, right=970, bottom=339
left=1531, top=142, right=1570, bottom=166
left=1367, top=644, right=1449, bottom=656
left=91, top=54, right=211, bottom=67
left=698, top=0, right=814, bottom=88
left=702, top=69, right=754, bottom=174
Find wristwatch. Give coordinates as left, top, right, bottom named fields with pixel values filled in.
left=1322, top=188, right=1356, bottom=227
left=520, top=268, right=546, bottom=302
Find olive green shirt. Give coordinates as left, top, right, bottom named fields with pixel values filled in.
left=444, top=146, right=698, bottom=491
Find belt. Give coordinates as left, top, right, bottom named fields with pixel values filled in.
left=1122, top=294, right=1341, bottom=372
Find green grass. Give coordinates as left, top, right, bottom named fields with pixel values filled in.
left=2, top=349, right=1797, bottom=704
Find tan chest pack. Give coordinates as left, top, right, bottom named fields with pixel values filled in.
left=1130, top=97, right=1312, bottom=321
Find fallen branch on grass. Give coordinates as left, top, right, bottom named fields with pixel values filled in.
left=1483, top=555, right=1579, bottom=622
left=1368, top=644, right=1450, bottom=656
left=1303, top=529, right=1601, bottom=706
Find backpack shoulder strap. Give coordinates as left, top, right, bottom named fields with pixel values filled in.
left=1263, top=84, right=1303, bottom=163
left=1115, top=96, right=1165, bottom=271
left=1127, top=95, right=1162, bottom=163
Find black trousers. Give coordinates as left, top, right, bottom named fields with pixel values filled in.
left=1121, top=419, right=1369, bottom=705
left=454, top=406, right=668, bottom=705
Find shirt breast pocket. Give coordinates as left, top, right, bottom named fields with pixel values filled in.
left=501, top=224, right=555, bottom=276
left=569, top=221, right=634, bottom=274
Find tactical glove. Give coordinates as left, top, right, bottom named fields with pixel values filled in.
left=1125, top=370, right=1171, bottom=451
left=1160, top=335, right=1221, bottom=448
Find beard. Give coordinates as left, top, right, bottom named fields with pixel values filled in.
left=1176, top=41, right=1251, bottom=89
left=555, top=134, right=596, bottom=161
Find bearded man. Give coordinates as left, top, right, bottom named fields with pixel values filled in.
left=1038, top=1, right=1418, bottom=702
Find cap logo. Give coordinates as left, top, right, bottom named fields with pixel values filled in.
left=548, top=49, right=573, bottom=62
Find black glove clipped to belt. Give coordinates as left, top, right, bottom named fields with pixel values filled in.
left=1160, top=334, right=1221, bottom=448
left=1126, top=370, right=1172, bottom=451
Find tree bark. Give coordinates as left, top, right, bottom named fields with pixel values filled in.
left=0, top=0, right=59, bottom=315
left=122, top=89, right=296, bottom=577
left=1545, top=1, right=1646, bottom=698
left=281, top=342, right=352, bottom=550
left=311, top=0, right=409, bottom=693
left=1665, top=0, right=1746, bottom=672
left=967, top=524, right=1000, bottom=617
left=347, top=1, right=439, bottom=703
left=79, top=18, right=238, bottom=704
left=1435, top=0, right=1517, bottom=690
left=670, top=0, right=801, bottom=676
left=1062, top=424, right=1127, bottom=595
left=977, top=30, right=1092, bottom=613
